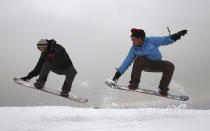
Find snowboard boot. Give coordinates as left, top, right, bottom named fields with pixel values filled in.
left=34, top=79, right=45, bottom=89
left=158, top=85, right=169, bottom=96
left=60, top=91, right=69, bottom=97
left=60, top=81, right=71, bottom=97
left=128, top=81, right=139, bottom=90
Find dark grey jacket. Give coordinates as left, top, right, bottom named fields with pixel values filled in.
left=27, top=44, right=73, bottom=79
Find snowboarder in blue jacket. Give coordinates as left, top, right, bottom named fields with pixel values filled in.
left=112, top=28, right=187, bottom=96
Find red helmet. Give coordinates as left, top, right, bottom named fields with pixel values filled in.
left=131, top=28, right=142, bottom=33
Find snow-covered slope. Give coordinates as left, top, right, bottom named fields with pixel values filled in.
left=0, top=106, right=210, bottom=131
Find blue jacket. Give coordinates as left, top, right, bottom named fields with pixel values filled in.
left=118, top=36, right=175, bottom=74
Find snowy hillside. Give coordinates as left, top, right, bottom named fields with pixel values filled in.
left=0, top=106, right=210, bottom=131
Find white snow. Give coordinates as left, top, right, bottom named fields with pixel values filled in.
left=0, top=106, right=210, bottom=131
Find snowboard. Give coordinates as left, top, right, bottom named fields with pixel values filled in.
left=13, top=77, right=88, bottom=103
left=105, top=79, right=189, bottom=101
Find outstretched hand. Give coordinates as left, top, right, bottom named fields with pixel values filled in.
left=178, top=30, right=188, bottom=36
left=170, top=29, right=188, bottom=41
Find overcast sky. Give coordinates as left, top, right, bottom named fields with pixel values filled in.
left=0, top=0, right=210, bottom=109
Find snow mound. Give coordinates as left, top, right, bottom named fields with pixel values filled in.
left=0, top=106, right=210, bottom=131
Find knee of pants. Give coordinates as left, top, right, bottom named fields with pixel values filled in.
left=43, top=61, right=51, bottom=67
left=164, top=61, right=175, bottom=73
left=133, top=56, right=147, bottom=65
left=67, top=67, right=77, bottom=76
left=41, top=61, right=52, bottom=72
left=72, top=68, right=77, bottom=75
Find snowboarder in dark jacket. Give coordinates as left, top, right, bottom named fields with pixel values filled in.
left=21, top=39, right=77, bottom=97
left=112, top=28, right=187, bottom=96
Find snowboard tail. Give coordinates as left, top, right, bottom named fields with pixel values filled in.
left=105, top=79, right=189, bottom=101
left=13, top=77, right=88, bottom=103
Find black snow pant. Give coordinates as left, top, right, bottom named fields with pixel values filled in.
left=131, top=56, right=175, bottom=88
left=38, top=62, right=77, bottom=93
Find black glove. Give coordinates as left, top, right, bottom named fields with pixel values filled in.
left=113, top=71, right=121, bottom=81
left=20, top=76, right=31, bottom=81
left=170, top=30, right=188, bottom=41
